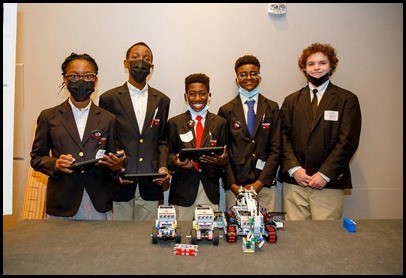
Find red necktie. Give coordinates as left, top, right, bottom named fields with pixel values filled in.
left=194, top=115, right=203, bottom=170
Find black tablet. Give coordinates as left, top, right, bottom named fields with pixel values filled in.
left=179, top=146, right=224, bottom=161
left=69, top=152, right=124, bottom=169
left=122, top=173, right=167, bottom=182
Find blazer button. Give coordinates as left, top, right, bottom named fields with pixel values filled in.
left=139, top=158, right=143, bottom=162
left=79, top=152, right=84, bottom=157
left=252, top=153, right=256, bottom=158
left=140, top=139, right=144, bottom=143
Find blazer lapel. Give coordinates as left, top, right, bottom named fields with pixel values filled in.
left=142, top=87, right=160, bottom=134
left=180, top=111, right=195, bottom=148
left=231, top=97, right=249, bottom=135
left=201, top=112, right=216, bottom=147
left=82, top=103, right=102, bottom=145
left=58, top=100, right=82, bottom=147
left=314, top=83, right=336, bottom=125
left=118, top=85, right=140, bottom=134
left=299, top=87, right=314, bottom=127
left=254, top=95, right=268, bottom=136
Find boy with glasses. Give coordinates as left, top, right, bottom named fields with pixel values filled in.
left=217, top=55, right=281, bottom=211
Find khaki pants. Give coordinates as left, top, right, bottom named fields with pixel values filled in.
left=283, top=182, right=344, bottom=220
left=113, top=186, right=159, bottom=221
left=173, top=183, right=219, bottom=221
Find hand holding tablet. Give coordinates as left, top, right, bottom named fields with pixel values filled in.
left=121, top=173, right=167, bottom=182
left=179, top=146, right=224, bottom=162
left=69, top=152, right=124, bottom=169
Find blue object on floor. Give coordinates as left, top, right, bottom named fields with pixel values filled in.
left=343, top=218, right=357, bottom=233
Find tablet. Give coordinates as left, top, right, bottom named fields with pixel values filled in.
left=69, top=152, right=124, bottom=169
left=122, top=173, right=167, bottom=182
left=179, top=146, right=224, bottom=161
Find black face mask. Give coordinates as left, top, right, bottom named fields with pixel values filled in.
left=130, top=60, right=152, bottom=83
left=307, top=72, right=330, bottom=87
left=67, top=80, right=94, bottom=102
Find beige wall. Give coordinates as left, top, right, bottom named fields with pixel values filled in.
left=4, top=3, right=403, bottom=230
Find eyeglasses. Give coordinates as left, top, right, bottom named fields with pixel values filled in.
left=64, top=73, right=97, bottom=82
left=237, top=71, right=260, bottom=79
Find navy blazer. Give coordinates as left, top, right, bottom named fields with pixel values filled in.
left=99, top=83, right=170, bottom=201
left=166, top=111, right=228, bottom=207
left=30, top=100, right=118, bottom=216
left=278, top=82, right=362, bottom=189
left=217, top=93, right=281, bottom=189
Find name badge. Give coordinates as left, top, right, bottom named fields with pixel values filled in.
left=256, top=159, right=266, bottom=170
left=180, top=130, right=193, bottom=143
left=324, top=110, right=339, bottom=121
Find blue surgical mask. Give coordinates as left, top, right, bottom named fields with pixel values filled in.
left=185, top=104, right=209, bottom=117
left=239, top=86, right=259, bottom=98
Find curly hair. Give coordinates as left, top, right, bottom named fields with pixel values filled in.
left=298, top=43, right=339, bottom=76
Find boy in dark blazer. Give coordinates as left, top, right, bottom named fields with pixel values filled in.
left=279, top=43, right=362, bottom=220
left=218, top=55, right=281, bottom=211
left=99, top=42, right=171, bottom=221
left=167, top=73, right=229, bottom=221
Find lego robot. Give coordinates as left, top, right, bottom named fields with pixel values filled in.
left=190, top=204, right=220, bottom=245
left=223, top=187, right=284, bottom=247
left=151, top=205, right=182, bottom=244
